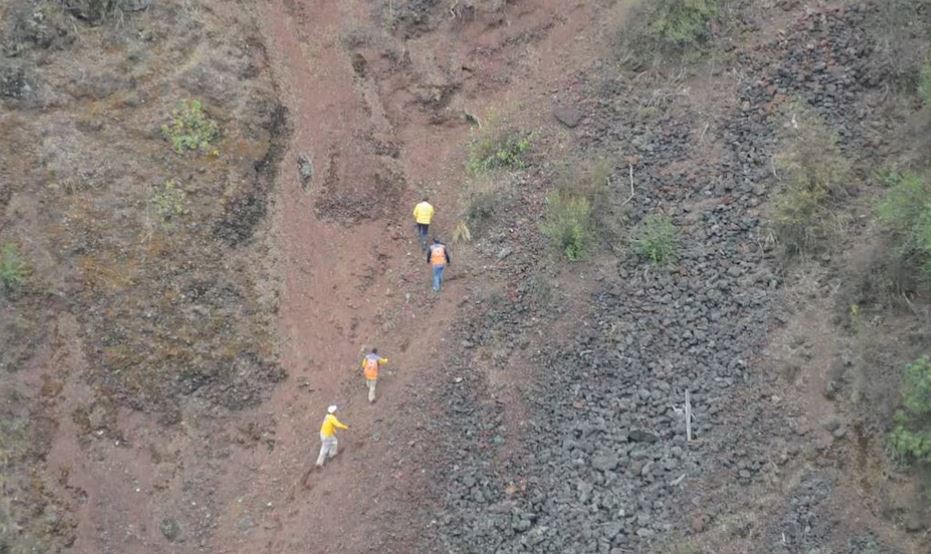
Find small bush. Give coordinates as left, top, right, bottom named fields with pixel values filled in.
left=151, top=180, right=187, bottom=220
left=467, top=115, right=532, bottom=174
left=161, top=100, right=219, bottom=154
left=619, top=0, right=719, bottom=68
left=769, top=103, right=849, bottom=256
left=876, top=171, right=931, bottom=284
left=552, top=158, right=626, bottom=250
left=651, top=0, right=717, bottom=48
left=631, top=214, right=680, bottom=265
left=0, top=243, right=29, bottom=291
left=542, top=192, right=592, bottom=261
left=891, top=356, right=931, bottom=464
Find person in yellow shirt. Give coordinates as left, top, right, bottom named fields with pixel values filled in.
left=361, top=347, right=389, bottom=403
left=316, top=405, right=349, bottom=468
left=412, top=197, right=435, bottom=251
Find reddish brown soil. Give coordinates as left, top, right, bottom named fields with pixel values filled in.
left=6, top=1, right=929, bottom=553
left=5, top=0, right=613, bottom=551
left=207, top=1, right=612, bottom=552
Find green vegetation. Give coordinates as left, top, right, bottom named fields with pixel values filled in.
left=466, top=115, right=532, bottom=174
left=161, top=99, right=220, bottom=154
left=876, top=171, right=931, bottom=284
left=541, top=159, right=613, bottom=261
left=0, top=243, right=28, bottom=291
left=650, top=0, right=718, bottom=49
left=631, top=214, right=680, bottom=265
left=769, top=104, right=849, bottom=256
left=619, top=0, right=719, bottom=67
left=891, top=356, right=931, bottom=464
left=542, top=192, right=592, bottom=261
left=151, top=180, right=188, bottom=220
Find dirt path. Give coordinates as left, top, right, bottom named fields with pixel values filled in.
left=205, top=1, right=610, bottom=552
left=206, top=2, right=461, bottom=551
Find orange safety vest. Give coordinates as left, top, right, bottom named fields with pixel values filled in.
left=363, top=355, right=380, bottom=380
left=430, top=244, right=447, bottom=267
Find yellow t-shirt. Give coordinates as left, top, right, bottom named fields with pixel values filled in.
left=320, top=414, right=348, bottom=438
left=413, top=202, right=435, bottom=224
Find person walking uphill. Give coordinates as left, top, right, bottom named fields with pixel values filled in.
left=412, top=197, right=435, bottom=251
left=428, top=238, right=450, bottom=292
left=316, top=405, right=349, bottom=469
left=361, top=347, right=388, bottom=403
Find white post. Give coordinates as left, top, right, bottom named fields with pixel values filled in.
left=685, top=390, right=692, bottom=442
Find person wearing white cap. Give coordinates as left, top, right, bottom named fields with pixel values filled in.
left=316, top=405, right=349, bottom=468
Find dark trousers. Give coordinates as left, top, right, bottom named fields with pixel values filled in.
left=416, top=223, right=429, bottom=250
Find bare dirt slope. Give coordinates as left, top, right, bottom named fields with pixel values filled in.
left=2, top=1, right=287, bottom=551
left=2, top=0, right=619, bottom=552
left=206, top=1, right=617, bottom=552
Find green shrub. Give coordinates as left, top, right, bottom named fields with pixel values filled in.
left=161, top=100, right=219, bottom=154
left=770, top=181, right=831, bottom=255
left=618, top=0, right=719, bottom=67
left=650, top=0, right=717, bottom=48
left=631, top=214, right=680, bottom=265
left=542, top=192, right=592, bottom=261
left=467, top=115, right=532, bottom=174
left=0, top=243, right=28, bottom=291
left=769, top=104, right=849, bottom=256
left=151, top=180, right=187, bottom=220
left=891, top=356, right=931, bottom=464
left=876, top=171, right=931, bottom=283
left=555, top=158, right=628, bottom=249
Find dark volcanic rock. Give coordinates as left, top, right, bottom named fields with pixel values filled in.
left=553, top=105, right=583, bottom=128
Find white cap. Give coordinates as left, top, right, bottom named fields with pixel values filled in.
left=327, top=405, right=338, bottom=414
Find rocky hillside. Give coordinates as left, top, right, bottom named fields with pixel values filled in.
left=1, top=0, right=929, bottom=552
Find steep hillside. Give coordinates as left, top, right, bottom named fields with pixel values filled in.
left=1, top=1, right=929, bottom=553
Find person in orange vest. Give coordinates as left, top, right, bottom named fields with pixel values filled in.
left=412, top=197, right=435, bottom=252
left=316, top=405, right=349, bottom=468
left=427, top=237, right=450, bottom=292
left=361, top=347, right=389, bottom=403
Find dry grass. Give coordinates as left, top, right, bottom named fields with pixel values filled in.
left=768, top=102, right=850, bottom=257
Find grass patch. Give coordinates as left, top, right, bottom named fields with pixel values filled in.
left=542, top=192, right=592, bottom=261
left=891, top=356, right=931, bottom=464
left=618, top=0, right=719, bottom=68
left=876, top=171, right=931, bottom=287
left=541, top=158, right=615, bottom=261
left=768, top=103, right=850, bottom=257
left=466, top=114, right=532, bottom=174
left=461, top=174, right=514, bottom=238
left=631, top=214, right=680, bottom=265
left=451, top=220, right=472, bottom=244
left=554, top=158, right=612, bottom=205
left=161, top=99, right=220, bottom=154
left=151, top=179, right=187, bottom=221
left=0, top=243, right=29, bottom=292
